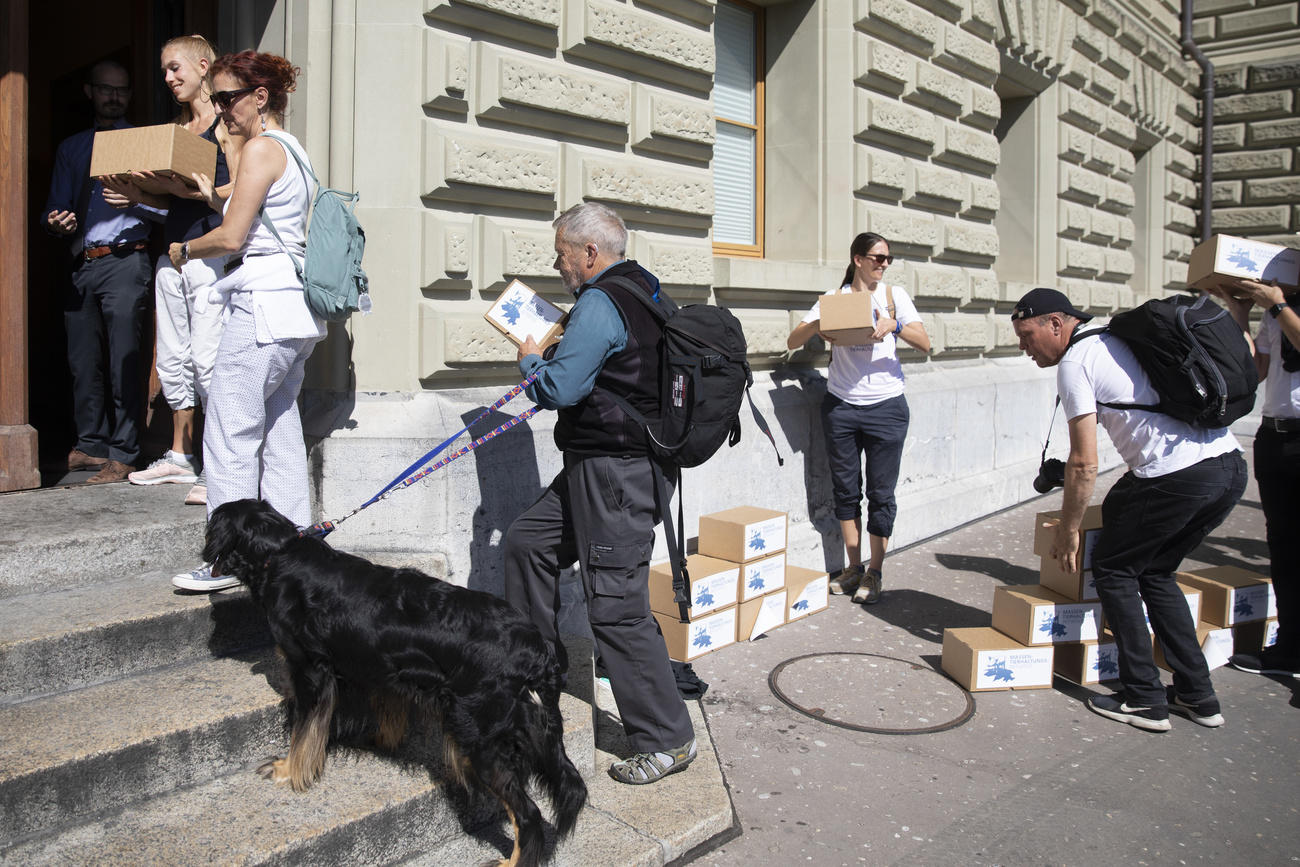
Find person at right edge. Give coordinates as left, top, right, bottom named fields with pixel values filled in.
left=1213, top=275, right=1300, bottom=679
left=1011, top=287, right=1246, bottom=732
left=503, top=202, right=695, bottom=786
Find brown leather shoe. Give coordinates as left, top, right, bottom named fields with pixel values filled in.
left=68, top=449, right=108, bottom=471
left=86, top=460, right=134, bottom=484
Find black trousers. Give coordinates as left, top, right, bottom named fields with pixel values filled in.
left=1255, top=425, right=1299, bottom=659
left=1091, top=451, right=1247, bottom=707
left=503, top=453, right=694, bottom=754
left=64, top=250, right=151, bottom=465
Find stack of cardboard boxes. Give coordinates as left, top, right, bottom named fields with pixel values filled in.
left=942, top=504, right=1278, bottom=693
left=649, top=506, right=830, bottom=662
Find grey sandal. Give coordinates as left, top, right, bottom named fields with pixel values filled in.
left=608, top=740, right=696, bottom=785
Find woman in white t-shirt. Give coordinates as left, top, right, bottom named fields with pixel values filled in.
left=165, top=51, right=326, bottom=593
left=787, top=233, right=931, bottom=604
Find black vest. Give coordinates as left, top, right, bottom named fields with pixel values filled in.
left=554, top=262, right=662, bottom=457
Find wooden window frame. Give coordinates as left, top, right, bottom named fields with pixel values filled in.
left=713, top=0, right=765, bottom=258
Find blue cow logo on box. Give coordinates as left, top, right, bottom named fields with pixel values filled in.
left=984, top=659, right=1015, bottom=682
left=1038, top=612, right=1067, bottom=638
left=499, top=294, right=524, bottom=326
left=691, top=629, right=713, bottom=649
left=747, top=530, right=766, bottom=552
left=694, top=586, right=715, bottom=608
left=1234, top=594, right=1255, bottom=619
left=1094, top=654, right=1119, bottom=677
left=748, top=575, right=766, bottom=593
left=792, top=599, right=809, bottom=612
left=1226, top=247, right=1261, bottom=273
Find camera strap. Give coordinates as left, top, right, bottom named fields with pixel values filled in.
left=1040, top=396, right=1060, bottom=466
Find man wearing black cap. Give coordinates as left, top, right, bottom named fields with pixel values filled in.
left=1011, top=288, right=1246, bottom=732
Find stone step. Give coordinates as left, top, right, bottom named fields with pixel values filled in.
left=0, top=484, right=206, bottom=597
left=0, top=643, right=596, bottom=850
left=0, top=571, right=268, bottom=704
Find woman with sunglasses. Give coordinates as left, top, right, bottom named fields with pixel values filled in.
left=166, top=51, right=326, bottom=592
left=787, top=232, right=931, bottom=605
left=103, top=35, right=244, bottom=505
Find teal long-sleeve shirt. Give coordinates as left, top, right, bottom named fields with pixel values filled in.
left=519, top=283, right=627, bottom=409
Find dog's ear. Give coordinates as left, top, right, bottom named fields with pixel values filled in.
left=204, top=499, right=298, bottom=582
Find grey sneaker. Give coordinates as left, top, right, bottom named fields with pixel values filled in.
left=829, top=565, right=863, bottom=595
left=608, top=739, right=696, bottom=785
left=853, top=567, right=883, bottom=604
left=171, top=563, right=240, bottom=593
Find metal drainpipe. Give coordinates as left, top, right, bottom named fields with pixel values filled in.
left=1181, top=0, right=1214, bottom=242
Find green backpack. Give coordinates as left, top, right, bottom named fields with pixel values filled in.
left=259, top=132, right=370, bottom=322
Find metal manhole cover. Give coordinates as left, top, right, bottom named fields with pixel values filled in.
left=768, top=651, right=975, bottom=735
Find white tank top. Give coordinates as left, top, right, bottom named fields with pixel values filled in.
left=238, top=131, right=311, bottom=258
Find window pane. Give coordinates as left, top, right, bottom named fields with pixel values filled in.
left=715, top=2, right=755, bottom=124
left=713, top=120, right=756, bottom=245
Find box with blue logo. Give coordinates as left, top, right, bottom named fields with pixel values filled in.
left=1177, top=565, right=1275, bottom=626
left=784, top=566, right=829, bottom=621
left=739, top=552, right=786, bottom=601
left=649, top=555, right=739, bottom=619
left=697, top=506, right=787, bottom=564
left=1053, top=634, right=1120, bottom=684
left=942, top=627, right=1055, bottom=691
left=653, top=605, right=737, bottom=662
left=1187, top=234, right=1300, bottom=293
left=739, top=590, right=787, bottom=641
left=991, top=585, right=1103, bottom=645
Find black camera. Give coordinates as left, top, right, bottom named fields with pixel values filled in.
left=1033, top=458, right=1066, bottom=494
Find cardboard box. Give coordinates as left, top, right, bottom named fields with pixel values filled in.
left=1177, top=566, right=1276, bottom=626
left=697, top=506, right=787, bottom=563
left=817, top=292, right=883, bottom=345
left=1154, top=624, right=1233, bottom=672
left=991, top=585, right=1103, bottom=645
left=784, top=566, right=829, bottom=621
left=649, top=555, right=739, bottom=619
left=1034, top=506, right=1103, bottom=601
left=739, top=552, right=786, bottom=601
left=1130, top=584, right=1202, bottom=635
left=942, top=627, right=1055, bottom=691
left=1053, top=635, right=1120, bottom=684
left=653, top=606, right=736, bottom=662
left=1233, top=618, right=1279, bottom=655
left=89, top=123, right=217, bottom=187
left=738, top=590, right=787, bottom=641
left=1187, top=234, right=1300, bottom=292
left=483, top=279, right=565, bottom=349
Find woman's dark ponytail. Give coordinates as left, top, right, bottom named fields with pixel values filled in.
left=841, top=232, right=888, bottom=287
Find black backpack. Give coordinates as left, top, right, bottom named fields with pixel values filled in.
left=599, top=276, right=783, bottom=622
left=1079, top=293, right=1257, bottom=427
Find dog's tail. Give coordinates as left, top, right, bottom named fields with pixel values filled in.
left=523, top=685, right=587, bottom=840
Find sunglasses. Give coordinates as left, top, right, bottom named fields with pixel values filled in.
left=862, top=254, right=894, bottom=266
left=1010, top=305, right=1034, bottom=321
left=213, top=86, right=256, bottom=111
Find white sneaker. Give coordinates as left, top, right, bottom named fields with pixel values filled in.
left=129, top=451, right=198, bottom=486
left=184, top=471, right=207, bottom=506
left=171, top=563, right=240, bottom=592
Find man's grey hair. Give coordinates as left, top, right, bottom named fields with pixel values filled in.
left=553, top=202, right=627, bottom=258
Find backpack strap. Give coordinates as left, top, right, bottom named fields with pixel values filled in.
left=255, top=132, right=318, bottom=280
left=1066, top=325, right=1163, bottom=415
left=649, top=459, right=691, bottom=623
left=885, top=284, right=896, bottom=320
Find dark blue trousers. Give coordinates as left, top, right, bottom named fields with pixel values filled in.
left=821, top=393, right=909, bottom=536
left=1255, top=426, right=1299, bottom=660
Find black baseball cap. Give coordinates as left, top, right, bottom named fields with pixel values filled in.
left=1011, top=287, right=1093, bottom=323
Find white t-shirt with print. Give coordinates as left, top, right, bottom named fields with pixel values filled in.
left=1057, top=330, right=1240, bottom=478
left=1255, top=313, right=1300, bottom=419
left=801, top=283, right=922, bottom=406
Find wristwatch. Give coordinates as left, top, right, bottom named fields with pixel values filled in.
left=893, top=318, right=903, bottom=335
left=180, top=242, right=190, bottom=263
left=1268, top=303, right=1287, bottom=319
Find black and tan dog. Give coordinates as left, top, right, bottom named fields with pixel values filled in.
left=204, top=498, right=587, bottom=867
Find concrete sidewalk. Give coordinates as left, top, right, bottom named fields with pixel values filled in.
left=685, top=435, right=1299, bottom=866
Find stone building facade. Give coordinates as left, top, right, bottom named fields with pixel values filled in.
left=236, top=0, right=1281, bottom=606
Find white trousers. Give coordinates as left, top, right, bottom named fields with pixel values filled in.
left=154, top=254, right=225, bottom=411
left=204, top=292, right=319, bottom=527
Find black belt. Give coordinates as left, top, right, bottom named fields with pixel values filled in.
left=224, top=256, right=243, bottom=275
left=1261, top=416, right=1300, bottom=433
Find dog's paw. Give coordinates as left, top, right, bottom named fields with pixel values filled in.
left=256, top=757, right=291, bottom=785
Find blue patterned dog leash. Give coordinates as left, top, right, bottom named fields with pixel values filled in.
left=301, top=373, right=540, bottom=539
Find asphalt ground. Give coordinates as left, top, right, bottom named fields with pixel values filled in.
left=685, top=434, right=1299, bottom=866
